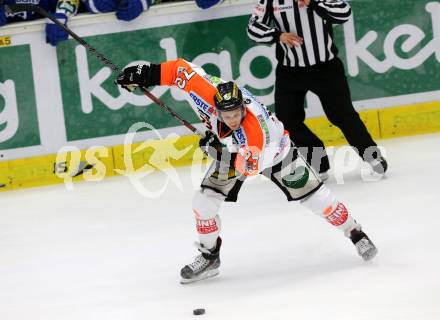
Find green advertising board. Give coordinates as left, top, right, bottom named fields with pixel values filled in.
left=0, top=44, right=40, bottom=150
left=336, top=0, right=439, bottom=100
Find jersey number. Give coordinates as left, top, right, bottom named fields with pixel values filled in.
left=175, top=69, right=196, bottom=89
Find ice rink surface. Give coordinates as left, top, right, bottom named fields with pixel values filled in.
left=1, top=133, right=440, bottom=320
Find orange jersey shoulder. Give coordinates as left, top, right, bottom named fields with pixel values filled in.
left=160, top=59, right=217, bottom=106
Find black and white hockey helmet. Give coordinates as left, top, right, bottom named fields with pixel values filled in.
left=214, top=81, right=243, bottom=112
left=214, top=82, right=245, bottom=123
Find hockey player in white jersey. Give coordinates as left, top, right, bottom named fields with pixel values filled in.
left=115, top=58, right=378, bottom=284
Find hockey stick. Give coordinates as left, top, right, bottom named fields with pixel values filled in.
left=4, top=3, right=204, bottom=137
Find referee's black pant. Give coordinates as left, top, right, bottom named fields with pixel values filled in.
left=275, top=57, right=380, bottom=174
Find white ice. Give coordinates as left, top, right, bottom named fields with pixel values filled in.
left=1, top=133, right=440, bottom=320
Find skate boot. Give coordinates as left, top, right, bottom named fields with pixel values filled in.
left=349, top=229, right=378, bottom=261
left=180, top=237, right=222, bottom=284
left=368, top=156, right=388, bottom=175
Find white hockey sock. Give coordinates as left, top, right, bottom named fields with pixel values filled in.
left=192, top=189, right=224, bottom=250
left=301, top=185, right=361, bottom=236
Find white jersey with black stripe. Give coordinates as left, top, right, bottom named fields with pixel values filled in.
left=247, top=0, right=352, bottom=67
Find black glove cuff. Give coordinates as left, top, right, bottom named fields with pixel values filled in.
left=147, top=64, right=161, bottom=87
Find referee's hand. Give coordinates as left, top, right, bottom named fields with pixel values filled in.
left=280, top=33, right=304, bottom=48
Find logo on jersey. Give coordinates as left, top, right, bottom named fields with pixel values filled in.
left=58, top=0, right=80, bottom=14
left=190, top=92, right=214, bottom=130
left=240, top=87, right=255, bottom=100
left=189, top=92, right=214, bottom=116
left=241, top=87, right=268, bottom=115
left=273, top=5, right=294, bottom=12
left=6, top=0, right=40, bottom=19
left=234, top=127, right=247, bottom=146
left=257, top=114, right=270, bottom=144
left=261, top=106, right=271, bottom=119
left=203, top=75, right=222, bottom=86
left=252, top=4, right=265, bottom=17
left=177, top=66, right=186, bottom=74
left=279, top=134, right=289, bottom=151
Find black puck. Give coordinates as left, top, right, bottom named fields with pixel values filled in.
left=193, top=308, right=205, bottom=316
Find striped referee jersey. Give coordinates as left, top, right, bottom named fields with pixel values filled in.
left=247, top=0, right=352, bottom=67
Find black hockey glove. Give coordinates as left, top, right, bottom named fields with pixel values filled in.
left=199, top=131, right=223, bottom=158
left=115, top=64, right=152, bottom=92
left=199, top=131, right=238, bottom=166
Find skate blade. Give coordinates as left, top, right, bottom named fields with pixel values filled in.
left=180, top=269, right=220, bottom=284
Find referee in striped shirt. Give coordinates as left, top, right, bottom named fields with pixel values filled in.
left=247, top=0, right=388, bottom=178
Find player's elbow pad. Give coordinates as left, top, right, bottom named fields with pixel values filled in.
left=82, top=0, right=118, bottom=13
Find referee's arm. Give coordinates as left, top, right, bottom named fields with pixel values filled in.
left=246, top=0, right=281, bottom=43
left=308, top=0, right=352, bottom=24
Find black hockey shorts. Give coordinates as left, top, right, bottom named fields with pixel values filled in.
left=200, top=143, right=323, bottom=202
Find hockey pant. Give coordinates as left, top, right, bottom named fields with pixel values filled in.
left=193, top=145, right=361, bottom=249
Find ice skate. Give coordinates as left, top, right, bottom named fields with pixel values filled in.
left=180, top=238, right=222, bottom=284
left=350, top=229, right=378, bottom=261
left=368, top=156, right=388, bottom=175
